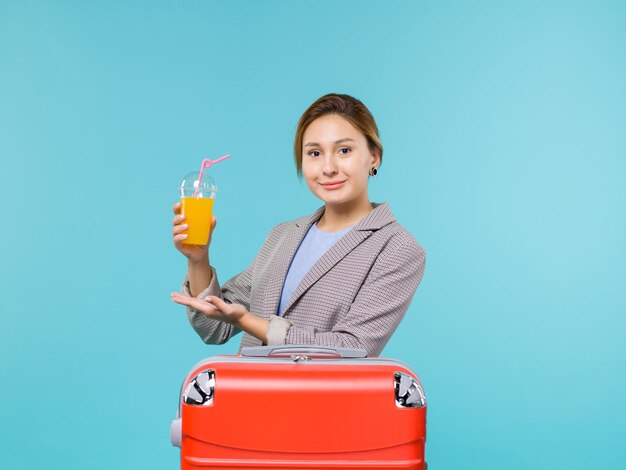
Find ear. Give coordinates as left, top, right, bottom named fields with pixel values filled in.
left=370, top=149, right=381, bottom=168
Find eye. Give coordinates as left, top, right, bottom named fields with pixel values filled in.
left=339, top=147, right=352, bottom=155
left=307, top=150, right=322, bottom=157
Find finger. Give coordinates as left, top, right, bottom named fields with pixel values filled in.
left=172, top=213, right=186, bottom=226
left=209, top=216, right=217, bottom=236
left=172, top=223, right=189, bottom=236
left=171, top=292, right=194, bottom=299
left=171, top=291, right=206, bottom=304
left=173, top=233, right=188, bottom=244
left=172, top=202, right=182, bottom=215
left=170, top=292, right=192, bottom=303
left=171, top=294, right=215, bottom=313
left=204, top=295, right=229, bottom=312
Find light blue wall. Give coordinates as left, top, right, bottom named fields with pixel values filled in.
left=1, top=1, right=624, bottom=468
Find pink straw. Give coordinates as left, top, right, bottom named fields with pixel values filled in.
left=194, top=154, right=231, bottom=197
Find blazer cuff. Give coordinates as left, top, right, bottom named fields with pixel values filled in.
left=182, top=267, right=221, bottom=299
left=266, top=316, right=293, bottom=345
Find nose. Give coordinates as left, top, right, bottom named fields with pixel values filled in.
left=322, top=154, right=338, bottom=176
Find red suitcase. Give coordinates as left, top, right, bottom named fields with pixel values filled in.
left=170, top=345, right=427, bottom=469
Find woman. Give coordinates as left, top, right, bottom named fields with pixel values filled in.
left=170, top=93, right=425, bottom=356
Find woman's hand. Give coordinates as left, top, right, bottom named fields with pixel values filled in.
left=172, top=201, right=217, bottom=263
left=171, top=292, right=270, bottom=342
left=170, top=292, right=248, bottom=325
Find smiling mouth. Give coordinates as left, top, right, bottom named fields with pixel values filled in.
left=320, top=180, right=347, bottom=190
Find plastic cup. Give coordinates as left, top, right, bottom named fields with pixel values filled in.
left=179, top=171, right=217, bottom=245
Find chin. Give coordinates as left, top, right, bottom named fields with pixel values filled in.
left=319, top=195, right=354, bottom=207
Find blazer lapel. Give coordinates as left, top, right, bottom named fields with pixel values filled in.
left=281, top=202, right=396, bottom=316
left=260, top=206, right=324, bottom=318
left=281, top=229, right=372, bottom=315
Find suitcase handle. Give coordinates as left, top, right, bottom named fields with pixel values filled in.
left=241, top=345, right=368, bottom=359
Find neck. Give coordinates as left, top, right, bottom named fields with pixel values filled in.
left=317, top=198, right=374, bottom=232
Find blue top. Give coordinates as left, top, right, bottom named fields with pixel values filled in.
left=277, top=223, right=353, bottom=316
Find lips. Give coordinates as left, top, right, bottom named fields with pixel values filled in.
left=320, top=180, right=346, bottom=190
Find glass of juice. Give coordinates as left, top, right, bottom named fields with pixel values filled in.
left=179, top=171, right=217, bottom=245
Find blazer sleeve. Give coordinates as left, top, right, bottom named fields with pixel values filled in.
left=181, top=225, right=281, bottom=344
left=281, top=234, right=426, bottom=356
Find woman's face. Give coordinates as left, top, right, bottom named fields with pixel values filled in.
left=301, top=114, right=380, bottom=208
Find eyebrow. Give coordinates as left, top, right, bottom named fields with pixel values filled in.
left=304, top=138, right=355, bottom=148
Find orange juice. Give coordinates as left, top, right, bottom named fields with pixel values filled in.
left=181, top=196, right=214, bottom=245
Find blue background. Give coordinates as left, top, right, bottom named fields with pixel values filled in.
left=1, top=1, right=624, bottom=468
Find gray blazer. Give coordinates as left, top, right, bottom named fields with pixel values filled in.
left=182, top=202, right=426, bottom=356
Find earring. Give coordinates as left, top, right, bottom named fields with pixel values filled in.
left=370, top=167, right=378, bottom=176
